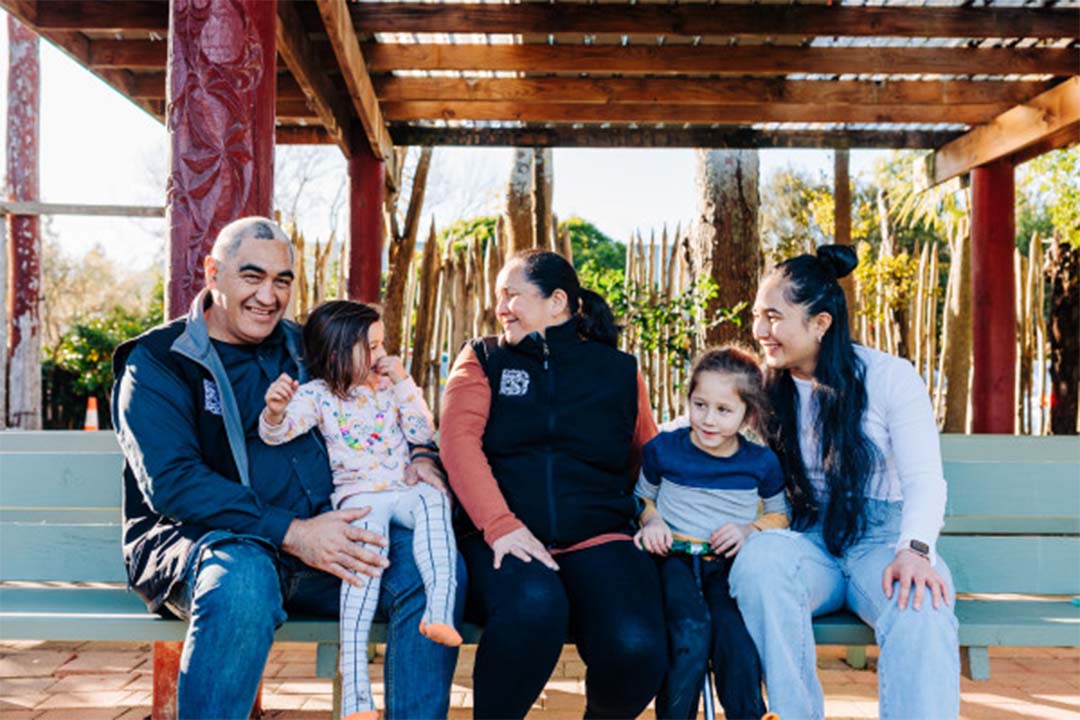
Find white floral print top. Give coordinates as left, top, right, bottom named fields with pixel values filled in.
left=259, top=376, right=435, bottom=508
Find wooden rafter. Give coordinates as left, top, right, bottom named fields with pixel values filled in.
left=927, top=76, right=1080, bottom=185
left=34, top=1, right=168, bottom=32
left=364, top=43, right=1079, bottom=77
left=351, top=3, right=1079, bottom=39
left=388, top=126, right=963, bottom=149
left=315, top=0, right=396, bottom=175
left=275, top=0, right=353, bottom=156
left=374, top=77, right=1055, bottom=107
left=87, top=39, right=166, bottom=69
left=380, top=101, right=1010, bottom=125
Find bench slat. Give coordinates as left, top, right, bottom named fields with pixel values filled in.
left=944, top=462, right=1080, bottom=518
left=938, top=536, right=1080, bottom=595
left=0, top=430, right=119, bottom=453
left=0, top=453, right=124, bottom=508
left=1, top=524, right=128, bottom=583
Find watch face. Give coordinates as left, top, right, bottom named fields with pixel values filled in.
left=910, top=540, right=930, bottom=555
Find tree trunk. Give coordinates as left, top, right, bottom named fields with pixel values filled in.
left=410, top=221, right=441, bottom=388
left=505, top=148, right=534, bottom=256
left=942, top=223, right=973, bottom=433
left=689, top=149, right=759, bottom=347
left=1045, top=238, right=1079, bottom=435
left=384, top=147, right=433, bottom=355
left=533, top=148, right=554, bottom=251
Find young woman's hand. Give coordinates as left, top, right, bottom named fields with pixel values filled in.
left=709, top=522, right=755, bottom=558
left=634, top=515, right=673, bottom=555
left=491, top=527, right=560, bottom=571
left=373, top=355, right=408, bottom=384
left=882, top=550, right=950, bottom=611
left=264, top=373, right=299, bottom=425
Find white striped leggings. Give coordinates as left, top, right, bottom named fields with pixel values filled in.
left=338, top=484, right=458, bottom=715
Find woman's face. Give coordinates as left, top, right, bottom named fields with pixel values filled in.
left=751, top=274, right=829, bottom=379
left=494, top=262, right=568, bottom=344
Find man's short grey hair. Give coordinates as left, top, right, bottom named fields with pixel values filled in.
left=211, top=216, right=294, bottom=262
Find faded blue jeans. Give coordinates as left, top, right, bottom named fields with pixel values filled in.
left=165, top=526, right=465, bottom=719
left=729, top=500, right=959, bottom=720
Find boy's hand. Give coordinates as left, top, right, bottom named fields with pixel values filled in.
left=710, top=522, right=755, bottom=558
left=264, top=373, right=299, bottom=425
left=634, top=515, right=673, bottom=555
left=373, top=355, right=407, bottom=384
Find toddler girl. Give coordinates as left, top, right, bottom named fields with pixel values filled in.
left=635, top=346, right=787, bottom=720
left=260, top=300, right=459, bottom=720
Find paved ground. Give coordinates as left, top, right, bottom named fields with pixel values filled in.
left=0, top=641, right=1076, bottom=719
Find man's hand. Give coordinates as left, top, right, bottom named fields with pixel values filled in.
left=709, top=522, right=755, bottom=558
left=404, top=454, right=449, bottom=494
left=281, top=508, right=389, bottom=587
left=264, top=373, right=299, bottom=425
left=882, top=549, right=950, bottom=611
left=373, top=355, right=408, bottom=384
left=634, top=515, right=673, bottom=555
left=491, top=526, right=560, bottom=571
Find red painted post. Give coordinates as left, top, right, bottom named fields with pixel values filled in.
left=165, top=0, right=277, bottom=319
left=970, top=159, right=1016, bottom=434
left=5, top=16, right=41, bottom=429
left=348, top=147, right=386, bottom=303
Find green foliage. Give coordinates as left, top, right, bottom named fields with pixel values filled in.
left=439, top=215, right=497, bottom=254
left=559, top=217, right=626, bottom=273
left=852, top=242, right=922, bottom=322
left=1021, top=147, right=1080, bottom=249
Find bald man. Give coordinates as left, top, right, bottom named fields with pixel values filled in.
left=113, top=217, right=463, bottom=719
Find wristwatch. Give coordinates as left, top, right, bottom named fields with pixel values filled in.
left=908, top=539, right=931, bottom=559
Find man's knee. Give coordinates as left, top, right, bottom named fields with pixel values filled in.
left=191, top=540, right=285, bottom=628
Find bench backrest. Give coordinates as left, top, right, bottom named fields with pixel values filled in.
left=1, top=431, right=1077, bottom=594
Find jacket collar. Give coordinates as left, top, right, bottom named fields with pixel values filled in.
left=509, top=317, right=582, bottom=360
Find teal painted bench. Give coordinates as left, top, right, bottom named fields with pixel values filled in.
left=1, top=431, right=1077, bottom=709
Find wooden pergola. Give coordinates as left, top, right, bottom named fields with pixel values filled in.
left=3, top=0, right=1079, bottom=434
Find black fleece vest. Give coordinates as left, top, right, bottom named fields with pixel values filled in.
left=470, top=320, right=640, bottom=549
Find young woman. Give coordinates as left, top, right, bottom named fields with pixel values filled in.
left=730, top=245, right=959, bottom=720
left=440, top=249, right=667, bottom=719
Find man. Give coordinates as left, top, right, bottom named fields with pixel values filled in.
left=112, top=217, right=462, bottom=718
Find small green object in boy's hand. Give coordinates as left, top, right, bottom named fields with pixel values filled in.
left=670, top=538, right=713, bottom=556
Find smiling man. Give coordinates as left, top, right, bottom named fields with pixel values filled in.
left=112, top=217, right=461, bottom=719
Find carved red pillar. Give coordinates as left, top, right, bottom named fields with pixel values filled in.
left=6, top=17, right=41, bottom=429
left=165, top=0, right=277, bottom=319
left=970, top=159, right=1016, bottom=434
left=348, top=147, right=386, bottom=303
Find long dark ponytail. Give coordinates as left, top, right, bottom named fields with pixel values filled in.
left=763, top=244, right=881, bottom=556
left=513, top=249, right=621, bottom=347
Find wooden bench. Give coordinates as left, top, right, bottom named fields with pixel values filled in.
left=2, top=430, right=1077, bottom=714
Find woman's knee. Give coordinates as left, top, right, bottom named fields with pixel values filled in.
left=729, top=530, right=802, bottom=599
left=491, top=568, right=568, bottom=632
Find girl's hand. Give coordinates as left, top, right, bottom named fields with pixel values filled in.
left=634, top=515, right=673, bottom=555
left=882, top=550, right=950, bottom=611
left=264, top=373, right=299, bottom=425
left=373, top=355, right=407, bottom=384
left=709, top=522, right=755, bottom=558
left=491, top=527, right=560, bottom=571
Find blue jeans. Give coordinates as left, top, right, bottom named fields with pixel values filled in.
left=729, top=500, right=960, bottom=720
left=166, top=527, right=466, bottom=720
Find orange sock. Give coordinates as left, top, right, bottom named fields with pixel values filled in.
left=420, top=620, right=463, bottom=647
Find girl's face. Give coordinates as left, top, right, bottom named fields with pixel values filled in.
left=351, top=320, right=387, bottom=387
left=688, top=371, right=748, bottom=457
left=751, top=274, right=830, bottom=380
left=494, top=262, right=569, bottom=345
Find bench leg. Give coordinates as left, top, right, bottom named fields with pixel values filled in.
left=316, top=642, right=342, bottom=720
left=962, top=646, right=991, bottom=681
left=844, top=645, right=868, bottom=670
left=152, top=640, right=266, bottom=719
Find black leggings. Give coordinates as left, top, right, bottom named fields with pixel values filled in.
left=462, top=534, right=668, bottom=719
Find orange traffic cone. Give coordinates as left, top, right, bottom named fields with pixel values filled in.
left=84, top=397, right=100, bottom=431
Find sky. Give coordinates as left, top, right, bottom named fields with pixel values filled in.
left=0, top=15, right=889, bottom=274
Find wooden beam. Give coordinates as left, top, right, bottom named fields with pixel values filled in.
left=351, top=4, right=1079, bottom=39
left=380, top=101, right=1009, bottom=125
left=315, top=0, right=395, bottom=170
left=1012, top=123, right=1080, bottom=167
left=34, top=1, right=168, bottom=32
left=87, top=40, right=167, bottom=69
left=927, top=77, right=1080, bottom=185
left=0, top=200, right=164, bottom=218
left=374, top=77, right=1054, bottom=107
left=276, top=0, right=353, bottom=156
left=276, top=125, right=332, bottom=145
left=364, top=44, right=1078, bottom=77
left=388, top=126, right=962, bottom=149
left=131, top=71, right=307, bottom=101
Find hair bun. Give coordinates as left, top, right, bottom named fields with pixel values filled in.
left=816, top=244, right=858, bottom=280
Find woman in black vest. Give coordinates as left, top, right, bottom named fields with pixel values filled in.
left=441, top=250, right=667, bottom=719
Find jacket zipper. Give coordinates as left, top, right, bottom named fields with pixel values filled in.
left=542, top=338, right=559, bottom=547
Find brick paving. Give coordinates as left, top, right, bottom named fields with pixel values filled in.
left=0, top=640, right=1076, bottom=719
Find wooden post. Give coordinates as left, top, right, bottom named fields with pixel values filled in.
left=970, top=159, right=1016, bottom=434
left=834, top=149, right=856, bottom=328
left=5, top=16, right=41, bottom=429
left=165, top=0, right=277, bottom=319
left=348, top=147, right=386, bottom=303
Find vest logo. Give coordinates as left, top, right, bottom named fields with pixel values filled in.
left=203, top=379, right=223, bottom=416
left=499, top=369, right=530, bottom=397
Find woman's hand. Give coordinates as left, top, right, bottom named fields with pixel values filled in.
left=882, top=550, right=950, bottom=611
left=709, top=522, right=755, bottom=558
left=634, top=515, right=673, bottom=555
left=264, top=373, right=298, bottom=425
left=491, top=527, right=560, bottom=571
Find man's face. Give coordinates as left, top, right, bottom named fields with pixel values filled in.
left=204, top=236, right=294, bottom=344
